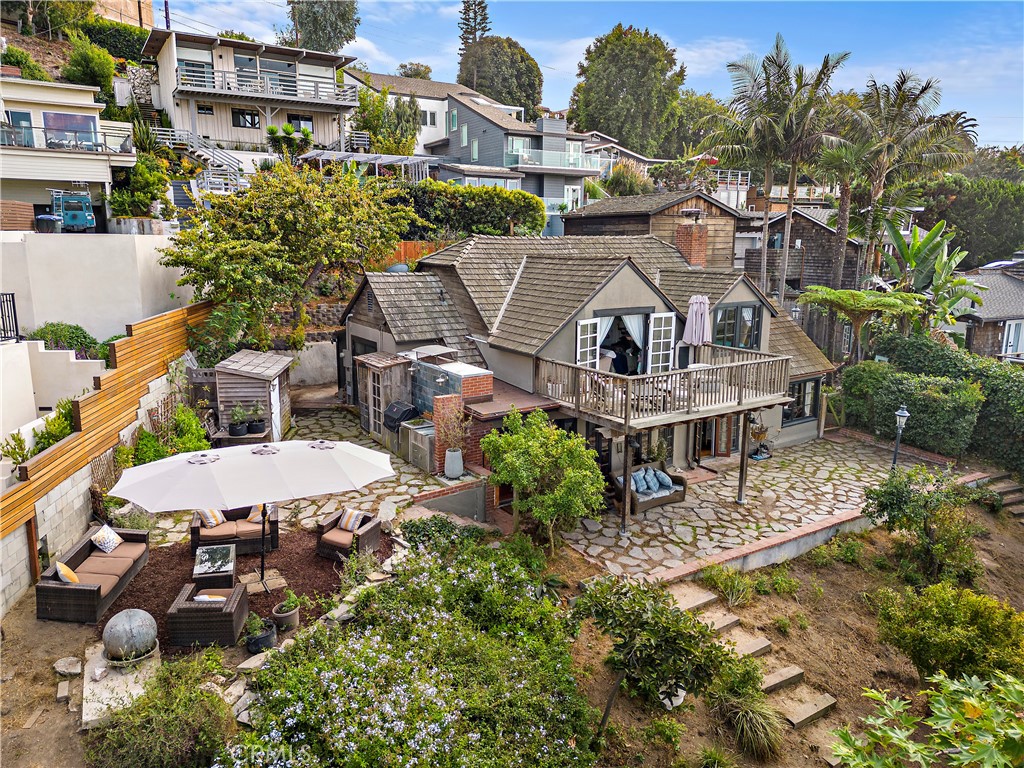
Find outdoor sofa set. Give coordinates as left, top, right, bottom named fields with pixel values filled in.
left=612, top=460, right=688, bottom=513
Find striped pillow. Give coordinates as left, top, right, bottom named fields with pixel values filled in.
left=246, top=504, right=265, bottom=523
left=56, top=561, right=79, bottom=584
left=90, top=524, right=124, bottom=554
left=198, top=509, right=226, bottom=529
left=338, top=508, right=364, bottom=532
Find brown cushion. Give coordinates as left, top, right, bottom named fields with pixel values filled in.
left=194, top=588, right=235, bottom=600
left=320, top=527, right=354, bottom=549
left=73, top=572, right=121, bottom=597
left=91, top=541, right=148, bottom=562
left=78, top=555, right=134, bottom=578
left=233, top=520, right=265, bottom=540
left=198, top=522, right=237, bottom=541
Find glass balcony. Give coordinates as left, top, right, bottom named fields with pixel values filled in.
left=504, top=149, right=603, bottom=172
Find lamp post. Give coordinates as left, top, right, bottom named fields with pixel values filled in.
left=891, top=404, right=910, bottom=470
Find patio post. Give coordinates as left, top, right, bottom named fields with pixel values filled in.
left=736, top=413, right=751, bottom=505
left=620, top=430, right=633, bottom=534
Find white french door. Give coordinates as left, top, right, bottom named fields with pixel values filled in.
left=1003, top=320, right=1023, bottom=355
left=369, top=370, right=383, bottom=435
left=576, top=318, right=600, bottom=368
left=646, top=312, right=676, bottom=374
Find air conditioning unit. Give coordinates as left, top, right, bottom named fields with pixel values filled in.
left=401, top=421, right=435, bottom=474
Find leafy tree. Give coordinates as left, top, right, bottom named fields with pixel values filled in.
left=650, top=155, right=719, bottom=194
left=797, top=286, right=921, bottom=361
left=277, top=0, right=359, bottom=52
left=160, top=162, right=417, bottom=350
left=350, top=79, right=420, bottom=154
left=218, top=29, right=257, bottom=42
left=266, top=123, right=313, bottom=161
left=833, top=673, right=1024, bottom=767
left=660, top=89, right=729, bottom=159
left=480, top=407, right=604, bottom=549
left=3, top=0, right=92, bottom=37
left=457, top=0, right=490, bottom=56
left=397, top=178, right=546, bottom=238
left=62, top=29, right=115, bottom=94
left=458, top=37, right=542, bottom=120
left=0, top=44, right=51, bottom=81
left=604, top=159, right=655, bottom=196
left=107, top=153, right=170, bottom=218
left=572, top=576, right=735, bottom=739
left=882, top=218, right=985, bottom=328
left=908, top=174, right=1024, bottom=267
left=568, top=24, right=685, bottom=158
left=396, top=61, right=431, bottom=80
left=961, top=144, right=1024, bottom=184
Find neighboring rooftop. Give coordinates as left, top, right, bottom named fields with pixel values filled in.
left=564, top=191, right=742, bottom=219
left=346, top=70, right=484, bottom=100
left=142, top=29, right=353, bottom=66
left=215, top=350, right=292, bottom=380
left=768, top=302, right=835, bottom=378
left=447, top=93, right=589, bottom=138
left=438, top=163, right=524, bottom=179
left=652, top=270, right=775, bottom=313
left=962, top=271, right=1024, bottom=322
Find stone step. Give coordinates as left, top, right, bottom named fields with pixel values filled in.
left=776, top=685, right=838, bottom=729
left=761, top=665, right=804, bottom=694
left=702, top=610, right=740, bottom=635
left=666, top=581, right=719, bottom=613
left=1007, top=504, right=1024, bottom=518
left=719, top=626, right=772, bottom=658
left=985, top=471, right=1012, bottom=484
left=1001, top=491, right=1024, bottom=507
left=989, top=479, right=1022, bottom=495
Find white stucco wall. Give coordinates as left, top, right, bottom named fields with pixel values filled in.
left=27, top=341, right=105, bottom=409
left=1, top=342, right=37, bottom=436
left=285, top=340, right=335, bottom=386
left=0, top=233, right=193, bottom=340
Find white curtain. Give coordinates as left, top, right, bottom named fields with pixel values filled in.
left=620, top=314, right=647, bottom=374
left=596, top=316, right=614, bottom=347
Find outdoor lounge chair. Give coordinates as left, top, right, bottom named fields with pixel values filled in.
left=316, top=509, right=381, bottom=562
left=189, top=504, right=279, bottom=555
left=166, top=583, right=249, bottom=647
left=612, top=461, right=688, bottom=514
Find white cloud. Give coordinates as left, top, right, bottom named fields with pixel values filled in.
left=672, top=36, right=753, bottom=77
left=340, top=37, right=398, bottom=71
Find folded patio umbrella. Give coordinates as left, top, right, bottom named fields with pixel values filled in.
left=108, top=440, right=394, bottom=512
left=681, top=295, right=712, bottom=346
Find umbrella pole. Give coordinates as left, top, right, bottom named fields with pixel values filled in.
left=256, top=506, right=270, bottom=593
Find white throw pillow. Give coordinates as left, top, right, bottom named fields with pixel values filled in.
left=90, top=524, right=124, bottom=554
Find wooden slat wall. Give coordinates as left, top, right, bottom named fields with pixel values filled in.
left=0, top=302, right=212, bottom=539
left=1, top=200, right=36, bottom=231
left=385, top=241, right=444, bottom=268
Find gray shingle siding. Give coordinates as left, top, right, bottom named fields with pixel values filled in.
left=446, top=97, right=507, bottom=167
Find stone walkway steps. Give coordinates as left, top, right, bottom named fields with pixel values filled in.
left=761, top=664, right=804, bottom=694
left=718, top=626, right=772, bottom=658
left=775, top=684, right=838, bottom=729
left=666, top=581, right=719, bottom=613
left=701, top=609, right=740, bottom=634
left=1008, top=504, right=1024, bottom=518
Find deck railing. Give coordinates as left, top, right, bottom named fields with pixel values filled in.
left=0, top=293, right=20, bottom=342
left=0, top=125, right=133, bottom=154
left=175, top=63, right=357, bottom=104
left=535, top=346, right=790, bottom=426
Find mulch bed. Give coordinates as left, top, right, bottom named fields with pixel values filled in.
left=99, top=529, right=393, bottom=654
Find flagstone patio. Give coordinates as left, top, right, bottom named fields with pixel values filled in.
left=149, top=409, right=442, bottom=545
left=562, top=436, right=920, bottom=578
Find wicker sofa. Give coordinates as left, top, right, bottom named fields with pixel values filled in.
left=167, top=583, right=249, bottom=647
left=36, top=527, right=150, bottom=624
left=612, top=461, right=688, bottom=514
left=189, top=504, right=279, bottom=555
left=316, top=509, right=381, bottom=562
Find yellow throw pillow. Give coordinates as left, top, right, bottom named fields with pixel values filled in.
left=90, top=524, right=124, bottom=554
left=245, top=503, right=265, bottom=523
left=193, top=594, right=227, bottom=603
left=197, top=509, right=226, bottom=529
left=338, top=508, right=363, bottom=532
left=55, top=561, right=79, bottom=584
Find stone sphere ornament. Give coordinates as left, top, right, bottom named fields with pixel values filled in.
left=102, top=609, right=158, bottom=664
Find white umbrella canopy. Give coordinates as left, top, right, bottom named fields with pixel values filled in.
left=681, top=295, right=712, bottom=346
left=108, top=440, right=394, bottom=512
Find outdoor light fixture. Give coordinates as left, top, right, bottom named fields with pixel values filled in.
left=435, top=374, right=448, bottom=385
left=790, top=306, right=802, bottom=323
left=891, top=404, right=910, bottom=470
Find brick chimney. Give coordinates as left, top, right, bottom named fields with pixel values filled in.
left=675, top=223, right=708, bottom=268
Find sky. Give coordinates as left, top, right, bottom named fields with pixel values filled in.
left=169, top=0, right=1024, bottom=146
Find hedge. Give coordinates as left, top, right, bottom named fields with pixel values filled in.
left=398, top=179, right=546, bottom=238
left=840, top=361, right=984, bottom=457
left=76, top=15, right=150, bottom=62
left=0, top=45, right=52, bottom=81
left=874, top=334, right=1024, bottom=474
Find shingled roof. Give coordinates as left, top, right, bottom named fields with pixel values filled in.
left=359, top=272, right=484, bottom=366
left=649, top=270, right=776, bottom=313
left=768, top=301, right=834, bottom=378
left=346, top=70, right=484, bottom=101
left=963, top=271, right=1024, bottom=322
left=562, top=191, right=740, bottom=219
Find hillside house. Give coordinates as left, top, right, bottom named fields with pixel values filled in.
left=959, top=266, right=1024, bottom=361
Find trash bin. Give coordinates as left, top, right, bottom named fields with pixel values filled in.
left=35, top=215, right=62, bottom=234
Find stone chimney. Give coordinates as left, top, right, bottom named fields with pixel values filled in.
left=675, top=223, right=708, bottom=268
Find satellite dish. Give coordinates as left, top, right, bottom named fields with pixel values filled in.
left=385, top=263, right=410, bottom=273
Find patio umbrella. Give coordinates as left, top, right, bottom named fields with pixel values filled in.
left=681, top=295, right=712, bottom=347
left=109, top=440, right=394, bottom=580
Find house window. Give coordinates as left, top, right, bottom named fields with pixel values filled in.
left=576, top=318, right=600, bottom=369
left=471, top=138, right=478, bottom=161
left=507, top=179, right=521, bottom=190
left=420, top=110, right=436, bottom=127
left=450, top=109, right=457, bottom=131
left=286, top=113, right=313, bottom=132
left=42, top=112, right=97, bottom=144
left=783, top=379, right=820, bottom=425
left=508, top=136, right=529, bottom=154
left=2, top=110, right=33, bottom=147
left=713, top=304, right=762, bottom=349
left=841, top=323, right=853, bottom=355
left=1003, top=320, right=1023, bottom=355
left=231, top=108, right=260, bottom=129
left=460, top=124, right=468, bottom=147
left=197, top=104, right=214, bottom=115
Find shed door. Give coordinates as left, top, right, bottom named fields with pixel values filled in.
left=270, top=380, right=282, bottom=440
left=368, top=370, right=383, bottom=435
left=646, top=312, right=676, bottom=374
left=576, top=318, right=600, bottom=369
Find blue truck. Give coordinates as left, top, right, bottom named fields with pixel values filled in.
left=46, top=189, right=97, bottom=233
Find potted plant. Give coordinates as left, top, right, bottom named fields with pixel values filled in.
left=228, top=403, right=249, bottom=437
left=243, top=611, right=277, bottom=653
left=271, top=588, right=310, bottom=631
left=247, top=402, right=266, bottom=434
left=434, top=407, right=471, bottom=480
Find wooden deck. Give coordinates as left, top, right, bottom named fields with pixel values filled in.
left=535, top=346, right=791, bottom=431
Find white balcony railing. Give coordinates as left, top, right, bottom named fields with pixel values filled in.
left=505, top=149, right=604, bottom=172
left=176, top=63, right=357, bottom=104
left=0, top=124, right=133, bottom=154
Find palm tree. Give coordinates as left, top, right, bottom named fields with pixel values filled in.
left=847, top=71, right=976, bottom=276
left=798, top=286, right=922, bottom=362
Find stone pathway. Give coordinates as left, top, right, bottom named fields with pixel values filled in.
left=149, top=409, right=443, bottom=545
left=563, top=437, right=920, bottom=578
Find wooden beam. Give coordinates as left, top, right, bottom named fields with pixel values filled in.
left=26, top=516, right=40, bottom=582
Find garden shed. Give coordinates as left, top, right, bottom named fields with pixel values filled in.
left=214, top=350, right=293, bottom=441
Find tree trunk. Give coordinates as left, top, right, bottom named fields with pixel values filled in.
left=776, top=162, right=798, bottom=301
left=597, top=670, right=628, bottom=743
left=826, top=180, right=853, bottom=359
left=512, top=486, right=520, bottom=532
left=758, top=163, right=774, bottom=292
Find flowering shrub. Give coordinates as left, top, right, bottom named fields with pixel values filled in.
left=220, top=543, right=595, bottom=767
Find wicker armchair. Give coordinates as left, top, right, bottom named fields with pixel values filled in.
left=189, top=504, right=279, bottom=555
left=167, top=583, right=249, bottom=647
left=316, top=509, right=381, bottom=562
left=36, top=528, right=150, bottom=624
left=612, top=461, right=688, bottom=513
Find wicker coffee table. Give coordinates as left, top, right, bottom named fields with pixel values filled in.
left=193, top=544, right=236, bottom=589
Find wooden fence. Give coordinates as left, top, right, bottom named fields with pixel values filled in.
left=0, top=303, right=211, bottom=576
left=385, top=241, right=447, bottom=268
